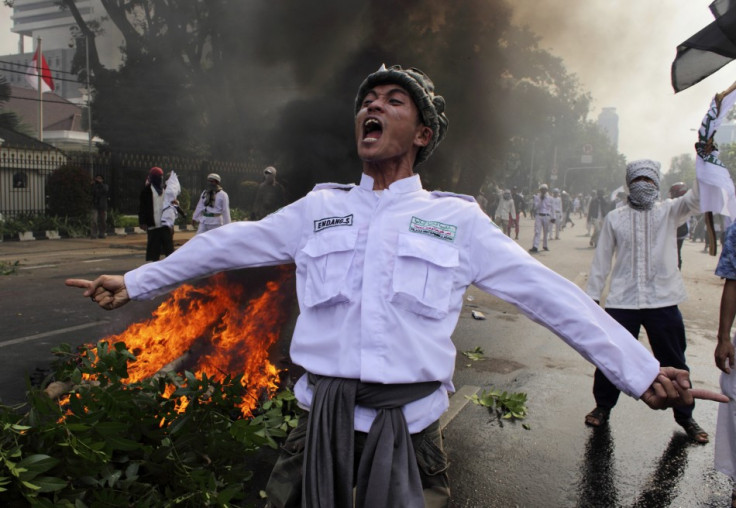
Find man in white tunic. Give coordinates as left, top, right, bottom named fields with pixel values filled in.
left=494, top=189, right=516, bottom=236
left=192, top=173, right=231, bottom=234
left=68, top=67, right=714, bottom=508
left=584, top=159, right=709, bottom=443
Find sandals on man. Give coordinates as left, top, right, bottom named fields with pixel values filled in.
left=584, top=407, right=610, bottom=427
left=676, top=417, right=709, bottom=444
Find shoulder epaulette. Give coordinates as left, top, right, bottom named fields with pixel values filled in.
left=312, top=182, right=355, bottom=192
left=430, top=190, right=476, bottom=203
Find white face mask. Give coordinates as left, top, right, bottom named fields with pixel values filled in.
left=627, top=181, right=659, bottom=210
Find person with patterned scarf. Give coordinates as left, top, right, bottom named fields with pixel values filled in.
left=192, top=173, right=231, bottom=234
left=584, top=159, right=709, bottom=443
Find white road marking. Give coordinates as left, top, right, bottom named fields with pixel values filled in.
left=0, top=322, right=108, bottom=348
left=20, top=264, right=58, bottom=270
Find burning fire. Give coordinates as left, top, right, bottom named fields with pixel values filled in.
left=85, top=267, right=295, bottom=418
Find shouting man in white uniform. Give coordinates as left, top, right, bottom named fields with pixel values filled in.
left=67, top=65, right=724, bottom=508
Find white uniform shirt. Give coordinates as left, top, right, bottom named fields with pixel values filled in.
left=586, top=188, right=700, bottom=309
left=534, top=193, right=554, bottom=215
left=193, top=189, right=231, bottom=226
left=124, top=173, right=659, bottom=433
left=551, top=196, right=563, bottom=217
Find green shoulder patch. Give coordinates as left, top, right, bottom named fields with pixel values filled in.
left=409, top=216, right=457, bottom=242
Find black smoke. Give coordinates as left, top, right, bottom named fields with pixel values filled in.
left=247, top=0, right=516, bottom=198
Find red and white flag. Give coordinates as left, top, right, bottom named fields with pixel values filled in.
left=25, top=47, right=55, bottom=93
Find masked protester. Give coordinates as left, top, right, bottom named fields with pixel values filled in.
left=68, top=67, right=720, bottom=508
left=138, top=167, right=174, bottom=261
left=192, top=173, right=231, bottom=234
left=585, top=159, right=708, bottom=443
left=253, top=166, right=287, bottom=220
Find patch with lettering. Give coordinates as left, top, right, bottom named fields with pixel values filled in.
left=408, top=216, right=457, bottom=242
left=314, top=214, right=354, bottom=232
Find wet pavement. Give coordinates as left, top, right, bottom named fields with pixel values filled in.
left=1, top=219, right=734, bottom=507
left=443, top=219, right=732, bottom=507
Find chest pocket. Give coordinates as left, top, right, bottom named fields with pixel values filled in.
left=301, top=230, right=358, bottom=308
left=391, top=234, right=459, bottom=319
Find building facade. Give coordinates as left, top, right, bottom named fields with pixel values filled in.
left=0, top=0, right=123, bottom=101
left=596, top=107, right=619, bottom=151
left=0, top=126, right=67, bottom=218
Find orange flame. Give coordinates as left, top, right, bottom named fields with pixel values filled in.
left=89, top=267, right=295, bottom=418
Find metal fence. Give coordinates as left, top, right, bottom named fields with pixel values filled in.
left=0, top=151, right=266, bottom=219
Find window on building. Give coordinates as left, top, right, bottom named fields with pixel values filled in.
left=13, top=172, right=27, bottom=189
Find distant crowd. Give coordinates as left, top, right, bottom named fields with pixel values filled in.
left=475, top=181, right=733, bottom=256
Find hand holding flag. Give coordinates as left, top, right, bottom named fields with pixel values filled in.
left=695, top=80, right=736, bottom=255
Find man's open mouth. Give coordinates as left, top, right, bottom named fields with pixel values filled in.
left=363, top=118, right=383, bottom=142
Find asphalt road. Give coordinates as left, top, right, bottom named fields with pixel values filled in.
left=0, top=220, right=733, bottom=507
left=0, top=232, right=194, bottom=406
left=444, top=217, right=732, bottom=507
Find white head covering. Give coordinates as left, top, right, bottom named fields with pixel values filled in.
left=625, top=159, right=661, bottom=190
left=625, top=159, right=661, bottom=210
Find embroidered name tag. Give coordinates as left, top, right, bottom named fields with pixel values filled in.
left=314, top=214, right=354, bottom=232
left=409, top=216, right=457, bottom=242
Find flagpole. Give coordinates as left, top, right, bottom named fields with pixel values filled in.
left=36, top=37, right=43, bottom=142
left=85, top=34, right=93, bottom=177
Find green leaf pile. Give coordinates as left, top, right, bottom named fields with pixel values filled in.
left=462, top=346, right=485, bottom=361
left=0, top=341, right=300, bottom=507
left=468, top=387, right=528, bottom=423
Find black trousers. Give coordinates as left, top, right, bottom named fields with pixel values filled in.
left=677, top=238, right=685, bottom=270
left=145, top=227, right=174, bottom=261
left=592, top=306, right=694, bottom=421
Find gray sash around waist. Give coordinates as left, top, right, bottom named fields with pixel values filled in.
left=303, top=374, right=441, bottom=508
